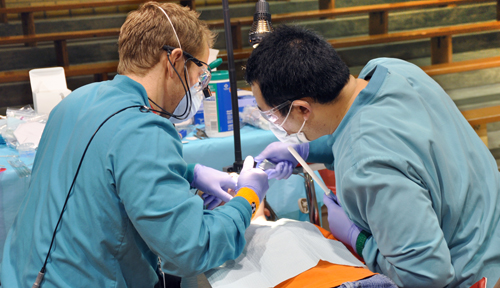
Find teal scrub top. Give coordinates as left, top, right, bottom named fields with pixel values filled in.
left=1, top=75, right=252, bottom=287
left=308, top=58, right=500, bottom=288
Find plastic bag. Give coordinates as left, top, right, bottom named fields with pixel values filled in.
left=240, top=106, right=270, bottom=130
left=1, top=105, right=48, bottom=155
left=6, top=105, right=47, bottom=129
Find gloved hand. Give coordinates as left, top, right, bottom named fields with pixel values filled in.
left=237, top=156, right=269, bottom=202
left=201, top=193, right=225, bottom=210
left=191, top=164, right=235, bottom=204
left=254, top=142, right=309, bottom=180
left=323, top=193, right=362, bottom=255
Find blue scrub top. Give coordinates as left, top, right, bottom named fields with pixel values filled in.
left=1, top=75, right=252, bottom=287
left=308, top=58, right=500, bottom=288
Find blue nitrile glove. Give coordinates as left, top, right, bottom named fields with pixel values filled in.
left=323, top=193, right=363, bottom=256
left=201, top=193, right=224, bottom=210
left=191, top=164, right=235, bottom=203
left=237, top=156, right=269, bottom=202
left=254, top=142, right=309, bottom=180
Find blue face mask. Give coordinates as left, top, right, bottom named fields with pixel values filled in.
left=169, top=85, right=204, bottom=124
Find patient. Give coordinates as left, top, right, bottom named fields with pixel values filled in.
left=205, top=196, right=398, bottom=288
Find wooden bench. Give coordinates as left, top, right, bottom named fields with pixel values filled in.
left=422, top=55, right=500, bottom=76
left=2, top=0, right=497, bottom=48
left=425, top=55, right=500, bottom=146
left=2, top=54, right=499, bottom=84
left=0, top=61, right=120, bottom=84
left=207, top=0, right=500, bottom=50
left=1, top=58, right=499, bottom=146
left=0, top=28, right=121, bottom=67
left=1, top=12, right=499, bottom=81
left=1, top=55, right=500, bottom=146
left=0, top=0, right=500, bottom=66
left=219, top=20, right=500, bottom=65
left=0, top=0, right=191, bottom=47
left=462, top=105, right=500, bottom=147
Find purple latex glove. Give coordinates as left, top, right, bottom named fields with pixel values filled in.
left=323, top=193, right=362, bottom=255
left=201, top=193, right=223, bottom=210
left=191, top=164, right=235, bottom=203
left=236, top=156, right=269, bottom=202
left=254, top=142, right=309, bottom=180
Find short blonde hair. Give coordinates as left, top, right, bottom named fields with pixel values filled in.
left=117, top=2, right=215, bottom=76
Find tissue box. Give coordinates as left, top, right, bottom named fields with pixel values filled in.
left=29, top=67, right=71, bottom=115
left=33, top=89, right=71, bottom=115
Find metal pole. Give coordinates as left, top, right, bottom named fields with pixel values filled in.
left=221, top=0, right=243, bottom=173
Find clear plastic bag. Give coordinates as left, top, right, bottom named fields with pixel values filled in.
left=6, top=105, right=47, bottom=129
left=240, top=106, right=270, bottom=130
left=1, top=105, right=48, bottom=154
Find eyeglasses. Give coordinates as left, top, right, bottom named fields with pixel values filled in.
left=260, top=101, right=291, bottom=124
left=192, top=66, right=211, bottom=93
left=162, top=45, right=212, bottom=92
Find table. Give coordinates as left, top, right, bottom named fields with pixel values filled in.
left=0, top=145, right=34, bottom=276
left=0, top=124, right=325, bottom=278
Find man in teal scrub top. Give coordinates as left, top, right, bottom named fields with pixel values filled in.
left=247, top=25, right=500, bottom=288
left=2, top=2, right=269, bottom=287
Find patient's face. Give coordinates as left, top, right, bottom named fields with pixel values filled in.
left=252, top=199, right=267, bottom=222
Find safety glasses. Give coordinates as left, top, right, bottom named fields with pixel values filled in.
left=192, top=66, right=211, bottom=93
left=260, top=100, right=291, bottom=124
left=162, top=45, right=212, bottom=92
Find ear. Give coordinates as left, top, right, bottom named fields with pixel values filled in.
left=292, top=100, right=312, bottom=121
left=164, top=48, right=184, bottom=79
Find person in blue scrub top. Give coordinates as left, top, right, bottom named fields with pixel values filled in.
left=1, top=2, right=269, bottom=287
left=245, top=25, right=500, bottom=288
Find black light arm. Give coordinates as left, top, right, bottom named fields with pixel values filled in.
left=221, top=0, right=273, bottom=173
left=221, top=0, right=243, bottom=173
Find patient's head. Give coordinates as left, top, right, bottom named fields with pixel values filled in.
left=212, top=187, right=274, bottom=222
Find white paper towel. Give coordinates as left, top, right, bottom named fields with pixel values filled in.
left=13, top=122, right=46, bottom=148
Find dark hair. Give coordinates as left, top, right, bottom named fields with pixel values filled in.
left=245, top=25, right=350, bottom=115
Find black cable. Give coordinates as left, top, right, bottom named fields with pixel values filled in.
left=147, top=52, right=191, bottom=120
left=146, top=104, right=183, bottom=117
left=34, top=105, right=146, bottom=287
left=161, top=53, right=192, bottom=120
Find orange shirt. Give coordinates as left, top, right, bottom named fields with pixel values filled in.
left=275, top=226, right=376, bottom=288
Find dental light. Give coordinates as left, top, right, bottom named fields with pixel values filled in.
left=249, top=0, right=274, bottom=48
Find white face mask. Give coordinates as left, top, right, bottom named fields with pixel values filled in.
left=270, top=120, right=310, bottom=144
left=169, top=85, right=204, bottom=124
left=269, top=102, right=310, bottom=144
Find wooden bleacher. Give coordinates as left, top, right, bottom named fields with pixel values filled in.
left=1, top=61, right=498, bottom=147
left=219, top=20, right=500, bottom=65
left=1, top=19, right=498, bottom=71
left=0, top=0, right=190, bottom=48
left=0, top=0, right=499, bottom=78
left=0, top=0, right=193, bottom=23
left=0, top=28, right=121, bottom=67
left=0, top=61, right=119, bottom=84
left=207, top=0, right=500, bottom=50
left=2, top=0, right=498, bottom=48
left=1, top=0, right=500, bottom=146
left=462, top=105, right=500, bottom=147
